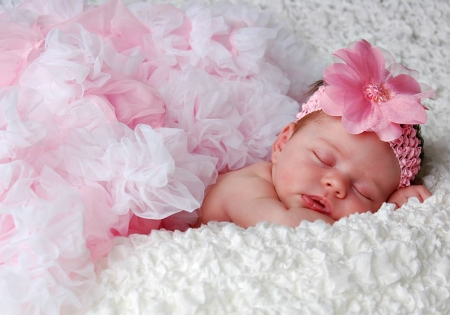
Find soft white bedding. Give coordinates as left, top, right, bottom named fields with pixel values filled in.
left=2, top=0, right=450, bottom=314
left=83, top=0, right=450, bottom=314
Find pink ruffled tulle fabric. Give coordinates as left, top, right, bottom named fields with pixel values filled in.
left=0, top=0, right=320, bottom=313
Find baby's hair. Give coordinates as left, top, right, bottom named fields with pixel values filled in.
left=303, top=79, right=324, bottom=99
left=297, top=79, right=426, bottom=170
left=412, top=124, right=425, bottom=162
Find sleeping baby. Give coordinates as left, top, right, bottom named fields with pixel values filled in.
left=193, top=39, right=435, bottom=228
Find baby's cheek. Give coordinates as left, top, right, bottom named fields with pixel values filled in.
left=336, top=199, right=368, bottom=219
left=356, top=198, right=380, bottom=214
left=371, top=200, right=385, bottom=212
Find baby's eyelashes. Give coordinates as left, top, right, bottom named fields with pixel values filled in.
left=353, top=185, right=372, bottom=201
left=313, top=151, right=334, bottom=167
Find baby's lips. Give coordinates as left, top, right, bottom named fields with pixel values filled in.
left=302, top=195, right=331, bottom=214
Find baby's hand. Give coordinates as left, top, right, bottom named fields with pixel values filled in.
left=387, top=185, right=431, bottom=209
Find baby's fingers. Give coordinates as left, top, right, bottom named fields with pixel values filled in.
left=415, top=185, right=432, bottom=202
left=387, top=185, right=431, bottom=209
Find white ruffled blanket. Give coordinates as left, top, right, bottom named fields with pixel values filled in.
left=1, top=0, right=450, bottom=314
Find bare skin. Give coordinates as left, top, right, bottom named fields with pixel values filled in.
left=193, top=161, right=336, bottom=228
left=193, top=114, right=431, bottom=228
left=387, top=185, right=431, bottom=209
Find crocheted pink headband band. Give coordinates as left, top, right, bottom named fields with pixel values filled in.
left=297, top=40, right=436, bottom=188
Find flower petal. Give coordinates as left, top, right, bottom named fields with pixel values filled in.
left=341, top=99, right=383, bottom=134
left=381, top=95, right=427, bottom=125
left=319, top=88, right=343, bottom=116
left=341, top=115, right=367, bottom=134
left=322, top=84, right=362, bottom=111
left=386, top=74, right=421, bottom=95
left=334, top=40, right=386, bottom=83
left=318, top=39, right=434, bottom=143
left=323, top=63, right=360, bottom=87
left=372, top=122, right=403, bottom=142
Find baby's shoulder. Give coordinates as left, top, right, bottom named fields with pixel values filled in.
left=242, top=161, right=272, bottom=177
left=220, top=161, right=275, bottom=196
left=228, top=161, right=272, bottom=183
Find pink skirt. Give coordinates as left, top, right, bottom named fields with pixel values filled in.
left=0, top=0, right=320, bottom=313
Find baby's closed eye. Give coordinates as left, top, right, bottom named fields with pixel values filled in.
left=313, top=150, right=334, bottom=167
left=353, top=185, right=372, bottom=201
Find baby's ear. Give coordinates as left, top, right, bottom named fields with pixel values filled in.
left=271, top=122, right=296, bottom=164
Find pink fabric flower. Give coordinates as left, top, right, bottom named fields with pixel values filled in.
left=320, top=39, right=436, bottom=141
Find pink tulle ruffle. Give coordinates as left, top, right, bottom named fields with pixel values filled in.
left=0, top=0, right=320, bottom=313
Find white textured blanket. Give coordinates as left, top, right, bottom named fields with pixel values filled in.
left=85, top=1, right=450, bottom=314
left=3, top=0, right=450, bottom=314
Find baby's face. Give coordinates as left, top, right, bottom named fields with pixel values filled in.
left=271, top=114, right=401, bottom=220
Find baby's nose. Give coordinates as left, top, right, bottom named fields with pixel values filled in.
left=322, top=171, right=348, bottom=199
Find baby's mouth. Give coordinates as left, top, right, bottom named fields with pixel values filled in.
left=302, top=195, right=330, bottom=215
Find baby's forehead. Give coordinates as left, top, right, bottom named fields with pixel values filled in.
left=297, top=116, right=399, bottom=168
left=296, top=112, right=343, bottom=133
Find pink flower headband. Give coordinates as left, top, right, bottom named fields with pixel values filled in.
left=297, top=40, right=436, bottom=187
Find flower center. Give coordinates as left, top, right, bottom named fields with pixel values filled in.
left=363, top=83, right=391, bottom=103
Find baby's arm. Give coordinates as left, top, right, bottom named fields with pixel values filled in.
left=386, top=185, right=431, bottom=209
left=230, top=196, right=335, bottom=228
left=207, top=167, right=335, bottom=228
